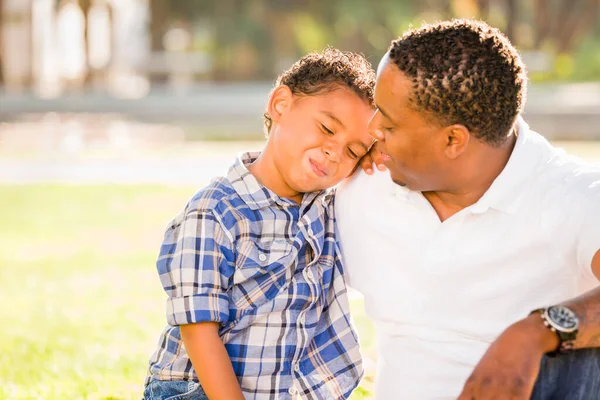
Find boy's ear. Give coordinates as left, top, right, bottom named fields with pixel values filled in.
left=267, top=85, right=293, bottom=123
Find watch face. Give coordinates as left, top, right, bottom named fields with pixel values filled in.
left=548, top=306, right=578, bottom=330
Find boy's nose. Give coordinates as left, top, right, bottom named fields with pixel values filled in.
left=323, top=147, right=341, bottom=163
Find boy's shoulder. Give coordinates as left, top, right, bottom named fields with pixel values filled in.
left=185, top=176, right=240, bottom=216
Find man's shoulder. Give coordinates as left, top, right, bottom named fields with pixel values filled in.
left=527, top=142, right=600, bottom=212
left=540, top=144, right=600, bottom=192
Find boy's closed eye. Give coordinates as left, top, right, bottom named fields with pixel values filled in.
left=320, top=123, right=335, bottom=135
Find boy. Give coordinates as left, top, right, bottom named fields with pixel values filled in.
left=143, top=47, right=376, bottom=400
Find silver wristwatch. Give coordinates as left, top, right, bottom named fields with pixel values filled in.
left=531, top=305, right=579, bottom=356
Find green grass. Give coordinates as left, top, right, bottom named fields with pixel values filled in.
left=0, top=184, right=375, bottom=399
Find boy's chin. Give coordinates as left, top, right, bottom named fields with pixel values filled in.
left=292, top=182, right=332, bottom=195
left=289, top=174, right=339, bottom=194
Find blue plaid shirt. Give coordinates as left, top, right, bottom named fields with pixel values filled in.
left=146, top=152, right=363, bottom=399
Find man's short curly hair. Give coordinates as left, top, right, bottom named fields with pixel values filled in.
left=388, top=19, right=527, bottom=146
left=263, top=47, right=375, bottom=134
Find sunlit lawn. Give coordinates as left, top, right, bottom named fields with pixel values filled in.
left=0, top=185, right=376, bottom=400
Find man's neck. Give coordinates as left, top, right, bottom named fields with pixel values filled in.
left=423, top=133, right=517, bottom=222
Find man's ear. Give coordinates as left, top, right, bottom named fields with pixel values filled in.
left=267, top=85, right=293, bottom=124
left=443, top=124, right=470, bottom=160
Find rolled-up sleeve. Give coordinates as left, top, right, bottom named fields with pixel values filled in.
left=157, top=209, right=234, bottom=326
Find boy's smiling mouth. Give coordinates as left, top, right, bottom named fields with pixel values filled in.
left=309, top=159, right=328, bottom=177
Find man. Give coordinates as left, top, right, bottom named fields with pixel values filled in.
left=337, top=19, right=600, bottom=399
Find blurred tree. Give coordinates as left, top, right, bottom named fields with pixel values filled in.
left=478, top=0, right=490, bottom=20
left=0, top=0, right=4, bottom=85
left=150, top=0, right=168, bottom=53
left=149, top=0, right=169, bottom=82
left=77, top=0, right=92, bottom=85
left=73, top=0, right=600, bottom=84
left=532, top=0, right=599, bottom=53
left=505, top=0, right=518, bottom=43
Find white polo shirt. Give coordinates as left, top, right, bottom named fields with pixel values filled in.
left=336, top=119, right=600, bottom=399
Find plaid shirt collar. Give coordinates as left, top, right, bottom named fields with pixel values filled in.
left=228, top=151, right=334, bottom=212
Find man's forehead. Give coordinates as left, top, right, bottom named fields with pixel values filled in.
left=376, top=53, right=391, bottom=77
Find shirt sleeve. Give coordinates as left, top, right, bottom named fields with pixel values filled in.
left=335, top=171, right=378, bottom=294
left=577, top=191, right=600, bottom=280
left=157, top=208, right=234, bottom=326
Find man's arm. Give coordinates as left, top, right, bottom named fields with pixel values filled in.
left=458, top=248, right=600, bottom=400
left=181, top=322, right=244, bottom=400
left=564, top=249, right=600, bottom=349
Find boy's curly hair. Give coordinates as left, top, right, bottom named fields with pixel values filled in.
left=389, top=19, right=527, bottom=146
left=264, top=47, right=375, bottom=134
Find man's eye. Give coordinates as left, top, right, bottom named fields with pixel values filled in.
left=321, top=124, right=334, bottom=135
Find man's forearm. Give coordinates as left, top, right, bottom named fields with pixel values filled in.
left=180, top=322, right=245, bottom=400
left=561, top=285, right=600, bottom=349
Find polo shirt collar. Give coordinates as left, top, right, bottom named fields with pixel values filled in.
left=469, top=117, right=541, bottom=214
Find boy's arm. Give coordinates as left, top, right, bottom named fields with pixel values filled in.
left=180, top=322, right=244, bottom=400
left=159, top=207, right=240, bottom=397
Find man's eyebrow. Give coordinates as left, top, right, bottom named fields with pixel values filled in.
left=321, top=111, right=346, bottom=131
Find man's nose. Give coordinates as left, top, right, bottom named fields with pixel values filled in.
left=368, top=110, right=385, bottom=141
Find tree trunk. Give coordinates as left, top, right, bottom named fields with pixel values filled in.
left=212, top=0, right=236, bottom=81
left=478, top=0, right=490, bottom=20
left=77, top=0, right=92, bottom=86
left=556, top=0, right=599, bottom=53
left=0, top=0, right=4, bottom=85
left=149, top=0, right=169, bottom=83
left=505, top=0, right=518, bottom=45
left=532, top=0, right=551, bottom=48
left=150, top=0, right=168, bottom=52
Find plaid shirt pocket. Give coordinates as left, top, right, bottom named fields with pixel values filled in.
left=235, top=239, right=294, bottom=272
left=232, top=239, right=295, bottom=309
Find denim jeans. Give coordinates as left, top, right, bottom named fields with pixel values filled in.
left=143, top=349, right=600, bottom=400
left=143, top=380, right=209, bottom=400
left=531, top=348, right=600, bottom=399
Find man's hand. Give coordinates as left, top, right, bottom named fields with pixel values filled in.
left=457, top=314, right=559, bottom=400
left=355, top=141, right=387, bottom=175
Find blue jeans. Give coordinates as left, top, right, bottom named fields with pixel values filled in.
left=531, top=348, right=600, bottom=399
left=143, top=380, right=208, bottom=400
left=142, top=350, right=600, bottom=400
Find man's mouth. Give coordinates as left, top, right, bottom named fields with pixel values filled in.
left=379, top=151, right=392, bottom=163
left=373, top=141, right=392, bottom=163
left=309, top=159, right=327, bottom=177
